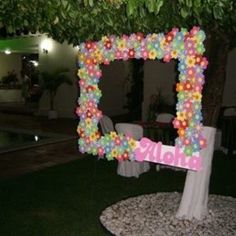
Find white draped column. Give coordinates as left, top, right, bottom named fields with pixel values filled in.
left=116, top=123, right=150, bottom=178
left=176, top=126, right=216, bottom=220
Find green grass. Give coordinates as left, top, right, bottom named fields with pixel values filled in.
left=0, top=151, right=235, bottom=236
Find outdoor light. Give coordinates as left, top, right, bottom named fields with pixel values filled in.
left=30, top=60, right=39, bottom=67
left=74, top=45, right=80, bottom=51
left=4, top=49, right=11, bottom=55
left=40, top=38, right=53, bottom=54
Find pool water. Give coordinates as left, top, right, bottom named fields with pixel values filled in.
left=0, top=127, right=73, bottom=154
left=0, top=130, right=47, bottom=149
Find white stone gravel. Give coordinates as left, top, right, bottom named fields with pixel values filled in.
left=100, top=192, right=236, bottom=236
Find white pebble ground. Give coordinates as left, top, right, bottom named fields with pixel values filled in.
left=100, top=192, right=236, bottom=236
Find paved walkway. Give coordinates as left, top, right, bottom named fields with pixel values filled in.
left=0, top=112, right=86, bottom=178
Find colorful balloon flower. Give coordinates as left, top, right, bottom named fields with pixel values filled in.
left=77, top=27, right=208, bottom=159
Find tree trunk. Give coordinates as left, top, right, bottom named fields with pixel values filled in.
left=202, top=34, right=230, bottom=127
left=50, top=92, right=55, bottom=110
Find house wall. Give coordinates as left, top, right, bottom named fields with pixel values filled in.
left=142, top=60, right=177, bottom=120
left=99, top=61, right=128, bottom=116
left=38, top=36, right=78, bottom=118
left=0, top=89, right=24, bottom=103
left=0, top=53, right=22, bottom=82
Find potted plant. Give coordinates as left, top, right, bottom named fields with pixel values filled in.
left=40, top=67, right=72, bottom=119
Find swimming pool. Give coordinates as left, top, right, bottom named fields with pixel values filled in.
left=0, top=127, right=73, bottom=154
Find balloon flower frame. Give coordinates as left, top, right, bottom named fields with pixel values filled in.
left=76, top=27, right=208, bottom=171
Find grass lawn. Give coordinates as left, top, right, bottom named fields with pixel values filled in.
left=0, top=151, right=235, bottom=236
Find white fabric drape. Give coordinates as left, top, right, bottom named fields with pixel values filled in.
left=116, top=123, right=150, bottom=178
left=156, top=113, right=174, bottom=123
left=176, top=126, right=216, bottom=220
left=99, top=115, right=115, bottom=134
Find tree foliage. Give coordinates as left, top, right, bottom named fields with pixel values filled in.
left=0, top=0, right=235, bottom=47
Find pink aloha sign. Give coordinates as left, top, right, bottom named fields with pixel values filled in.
left=135, top=138, right=202, bottom=171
